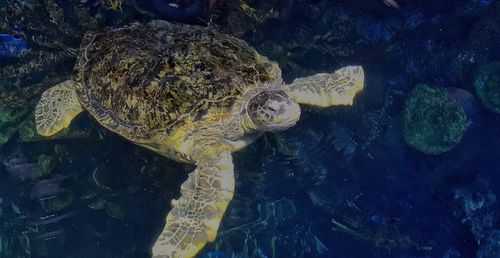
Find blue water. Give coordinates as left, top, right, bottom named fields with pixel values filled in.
left=1, top=0, right=500, bottom=257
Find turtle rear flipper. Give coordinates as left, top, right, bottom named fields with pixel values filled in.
left=152, top=152, right=234, bottom=258
left=35, top=80, right=84, bottom=136
left=286, top=66, right=364, bottom=107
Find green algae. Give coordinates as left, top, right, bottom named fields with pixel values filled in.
left=403, top=84, right=468, bottom=155
left=0, top=105, right=30, bottom=145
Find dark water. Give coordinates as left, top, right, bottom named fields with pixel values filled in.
left=1, top=0, right=500, bottom=257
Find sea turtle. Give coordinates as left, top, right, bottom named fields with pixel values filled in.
left=35, top=20, right=364, bottom=257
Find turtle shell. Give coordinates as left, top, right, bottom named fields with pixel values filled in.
left=73, top=20, right=280, bottom=142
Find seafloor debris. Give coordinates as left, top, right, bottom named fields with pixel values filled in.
left=331, top=213, right=433, bottom=252
left=218, top=198, right=298, bottom=238
left=208, top=198, right=330, bottom=257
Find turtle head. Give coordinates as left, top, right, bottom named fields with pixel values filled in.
left=247, top=90, right=301, bottom=131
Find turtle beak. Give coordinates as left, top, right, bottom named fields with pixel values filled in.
left=266, top=98, right=301, bottom=131
left=276, top=100, right=300, bottom=124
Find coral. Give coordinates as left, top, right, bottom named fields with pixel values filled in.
left=214, top=0, right=276, bottom=38
left=239, top=0, right=258, bottom=20
left=99, top=0, right=124, bottom=11
left=474, top=62, right=500, bottom=113
left=0, top=0, right=103, bottom=49
left=454, top=187, right=497, bottom=242
left=0, top=50, right=70, bottom=80
left=1, top=2, right=74, bottom=82
left=453, top=180, right=500, bottom=258
left=402, top=84, right=468, bottom=155
left=0, top=0, right=105, bottom=145
left=0, top=0, right=105, bottom=88
left=0, top=72, right=65, bottom=108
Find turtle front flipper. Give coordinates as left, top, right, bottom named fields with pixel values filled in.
left=152, top=152, right=234, bottom=258
left=35, top=80, right=84, bottom=136
left=285, top=66, right=365, bottom=107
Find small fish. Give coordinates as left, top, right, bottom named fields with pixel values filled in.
left=10, top=200, right=21, bottom=214
left=382, top=0, right=400, bottom=9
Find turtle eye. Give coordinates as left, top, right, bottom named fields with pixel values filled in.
left=265, top=106, right=277, bottom=114
left=264, top=100, right=283, bottom=115
left=248, top=90, right=300, bottom=131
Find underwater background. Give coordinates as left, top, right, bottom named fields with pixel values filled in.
left=1, top=0, right=500, bottom=257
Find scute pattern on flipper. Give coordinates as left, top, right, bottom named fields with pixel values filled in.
left=74, top=20, right=280, bottom=141
left=287, top=66, right=364, bottom=107
left=152, top=152, right=234, bottom=258
left=35, top=80, right=83, bottom=136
